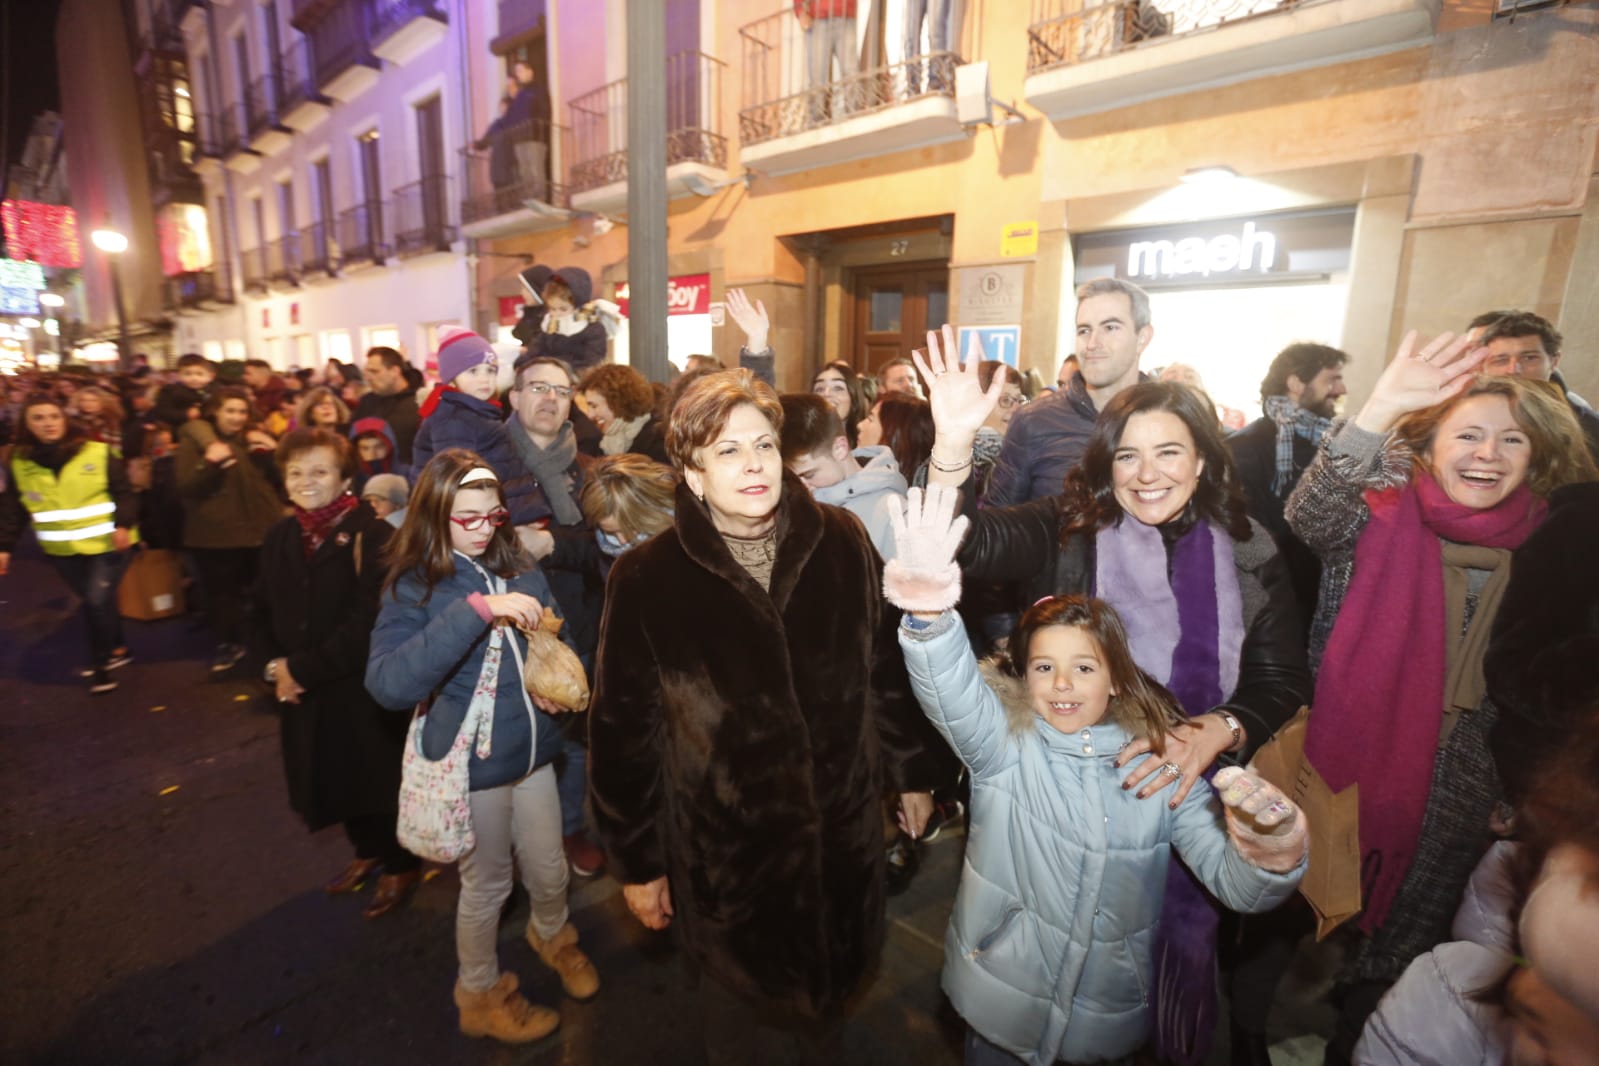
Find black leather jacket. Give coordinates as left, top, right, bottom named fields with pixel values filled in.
left=956, top=494, right=1311, bottom=763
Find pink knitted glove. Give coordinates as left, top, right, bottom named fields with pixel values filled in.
left=1214, top=766, right=1308, bottom=874
left=883, top=486, right=970, bottom=613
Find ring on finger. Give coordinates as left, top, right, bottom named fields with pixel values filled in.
left=1161, top=762, right=1183, bottom=780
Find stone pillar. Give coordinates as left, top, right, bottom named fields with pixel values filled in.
left=626, top=0, right=670, bottom=383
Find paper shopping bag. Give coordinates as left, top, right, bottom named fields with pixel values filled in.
left=1248, top=706, right=1362, bottom=939
left=118, top=548, right=186, bottom=621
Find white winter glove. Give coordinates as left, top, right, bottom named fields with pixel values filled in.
left=883, top=485, right=970, bottom=613
left=1213, top=766, right=1309, bottom=874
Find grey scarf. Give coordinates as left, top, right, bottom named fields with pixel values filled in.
left=508, top=418, right=583, bottom=526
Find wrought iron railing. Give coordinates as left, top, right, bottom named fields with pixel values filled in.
left=393, top=175, right=455, bottom=256
left=1026, top=0, right=1294, bottom=72
left=240, top=246, right=268, bottom=293
left=303, top=0, right=378, bottom=90
left=219, top=105, right=250, bottom=156
left=369, top=0, right=446, bottom=46
left=738, top=9, right=959, bottom=146
left=459, top=117, right=569, bottom=222
left=568, top=51, right=728, bottom=193
left=245, top=72, right=284, bottom=138
left=266, top=234, right=301, bottom=284
left=166, top=266, right=235, bottom=309
left=277, top=39, right=327, bottom=117
left=336, top=200, right=388, bottom=266
left=195, top=112, right=224, bottom=158
left=299, top=220, right=337, bottom=275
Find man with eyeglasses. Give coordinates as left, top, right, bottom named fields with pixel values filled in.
left=1470, top=309, right=1599, bottom=462
left=507, top=352, right=609, bottom=880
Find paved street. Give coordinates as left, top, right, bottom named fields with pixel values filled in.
left=0, top=543, right=1331, bottom=1065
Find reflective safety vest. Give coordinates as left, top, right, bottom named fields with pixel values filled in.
left=10, top=441, right=139, bottom=557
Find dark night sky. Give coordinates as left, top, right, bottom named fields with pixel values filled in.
left=3, top=0, right=64, bottom=185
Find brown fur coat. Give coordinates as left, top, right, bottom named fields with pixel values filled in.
left=588, top=473, right=953, bottom=1013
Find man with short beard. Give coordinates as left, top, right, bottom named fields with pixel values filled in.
left=1228, top=341, right=1348, bottom=642
left=352, top=347, right=420, bottom=464
left=507, top=352, right=608, bottom=880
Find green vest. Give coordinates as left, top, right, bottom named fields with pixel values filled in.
left=10, top=441, right=139, bottom=557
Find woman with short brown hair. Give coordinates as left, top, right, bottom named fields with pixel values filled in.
left=589, top=368, right=950, bottom=1062
left=577, top=363, right=667, bottom=461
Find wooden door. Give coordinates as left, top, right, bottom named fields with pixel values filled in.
left=849, top=261, right=950, bottom=375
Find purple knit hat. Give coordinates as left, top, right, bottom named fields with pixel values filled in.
left=436, top=326, right=498, bottom=385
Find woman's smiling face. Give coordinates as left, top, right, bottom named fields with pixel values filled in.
left=1110, top=410, right=1204, bottom=527
left=1425, top=394, right=1532, bottom=509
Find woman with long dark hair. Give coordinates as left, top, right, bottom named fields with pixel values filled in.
left=915, top=327, right=1310, bottom=1065
left=861, top=391, right=935, bottom=485
left=0, top=395, right=139, bottom=693
left=811, top=360, right=868, bottom=447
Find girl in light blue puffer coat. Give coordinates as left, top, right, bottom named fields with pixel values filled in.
left=885, top=487, right=1310, bottom=1066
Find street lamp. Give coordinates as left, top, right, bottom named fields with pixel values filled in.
left=91, top=227, right=132, bottom=371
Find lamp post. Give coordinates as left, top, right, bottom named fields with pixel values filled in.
left=91, top=227, right=131, bottom=371
left=39, top=292, right=65, bottom=360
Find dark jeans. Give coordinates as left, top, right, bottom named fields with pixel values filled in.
left=343, top=813, right=420, bottom=875
left=190, top=547, right=258, bottom=646
left=47, top=550, right=129, bottom=667
left=698, top=976, right=843, bottom=1066
left=1223, top=896, right=1313, bottom=1036
left=555, top=717, right=587, bottom=837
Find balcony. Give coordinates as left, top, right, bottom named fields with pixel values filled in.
left=567, top=51, right=729, bottom=213
left=737, top=10, right=963, bottom=177
left=266, top=234, right=302, bottom=288
left=392, top=175, right=456, bottom=257
left=194, top=112, right=224, bottom=174
left=277, top=40, right=332, bottom=132
left=1023, top=0, right=1438, bottom=119
left=245, top=73, right=292, bottom=155
left=165, top=266, right=236, bottom=311
left=459, top=118, right=573, bottom=239
left=240, top=246, right=268, bottom=294
left=369, top=0, right=447, bottom=65
left=295, top=0, right=381, bottom=102
left=220, top=106, right=263, bottom=173
left=336, top=200, right=389, bottom=269
left=298, top=220, right=338, bottom=278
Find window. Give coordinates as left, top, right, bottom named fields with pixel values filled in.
left=203, top=340, right=225, bottom=362
left=364, top=325, right=401, bottom=352
left=321, top=329, right=353, bottom=364
left=313, top=158, right=333, bottom=226
left=277, top=179, right=296, bottom=235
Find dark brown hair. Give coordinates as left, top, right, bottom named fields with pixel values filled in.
left=274, top=427, right=356, bottom=479
left=203, top=385, right=255, bottom=432
left=1062, top=381, right=1251, bottom=541
left=778, top=392, right=846, bottom=463
left=1000, top=596, right=1187, bottom=753
left=383, top=449, right=530, bottom=601
left=812, top=360, right=868, bottom=441
left=14, top=394, right=89, bottom=457
left=875, top=392, right=935, bottom=483
left=1394, top=375, right=1598, bottom=498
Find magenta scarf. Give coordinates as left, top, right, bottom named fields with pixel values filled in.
left=1306, top=469, right=1545, bottom=933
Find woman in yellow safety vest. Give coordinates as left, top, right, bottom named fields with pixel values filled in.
left=0, top=394, right=139, bottom=694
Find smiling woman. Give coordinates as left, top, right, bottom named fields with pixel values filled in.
left=1281, top=332, right=1599, bottom=1065
left=589, top=368, right=952, bottom=1060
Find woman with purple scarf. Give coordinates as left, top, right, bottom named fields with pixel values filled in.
left=1282, top=332, right=1598, bottom=1066
left=916, top=329, right=1312, bottom=1065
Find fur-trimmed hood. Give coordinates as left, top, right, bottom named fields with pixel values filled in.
left=979, top=657, right=1038, bottom=737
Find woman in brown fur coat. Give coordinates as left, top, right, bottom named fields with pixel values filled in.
left=588, top=369, right=951, bottom=1063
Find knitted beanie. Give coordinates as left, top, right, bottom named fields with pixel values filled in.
left=361, top=473, right=410, bottom=509
left=435, top=326, right=498, bottom=385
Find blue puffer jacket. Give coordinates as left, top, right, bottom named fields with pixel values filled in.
left=365, top=556, right=565, bottom=791
left=410, top=390, right=544, bottom=526
left=900, top=614, right=1304, bottom=1066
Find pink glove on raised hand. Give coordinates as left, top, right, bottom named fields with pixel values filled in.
left=883, top=485, right=970, bottom=613
left=1213, top=766, right=1308, bottom=873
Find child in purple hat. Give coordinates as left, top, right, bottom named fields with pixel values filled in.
left=410, top=328, right=544, bottom=526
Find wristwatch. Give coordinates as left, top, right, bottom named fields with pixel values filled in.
left=1214, top=711, right=1243, bottom=753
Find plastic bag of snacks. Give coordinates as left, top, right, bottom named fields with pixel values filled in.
left=519, top=609, right=590, bottom=711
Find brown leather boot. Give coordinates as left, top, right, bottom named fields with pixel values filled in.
left=526, top=922, right=600, bottom=1000
left=453, top=973, right=560, bottom=1043
left=362, top=870, right=421, bottom=919
left=325, top=857, right=381, bottom=895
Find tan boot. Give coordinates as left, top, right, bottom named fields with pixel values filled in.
left=453, top=973, right=560, bottom=1043
left=526, top=921, right=601, bottom=1000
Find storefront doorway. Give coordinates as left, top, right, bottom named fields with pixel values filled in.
left=848, top=260, right=949, bottom=375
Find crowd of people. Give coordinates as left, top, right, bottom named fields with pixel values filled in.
left=2, top=277, right=1597, bottom=1066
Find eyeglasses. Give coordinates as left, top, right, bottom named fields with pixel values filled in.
left=997, top=395, right=1027, bottom=410
left=448, top=509, right=510, bottom=531
left=518, top=382, right=574, bottom=398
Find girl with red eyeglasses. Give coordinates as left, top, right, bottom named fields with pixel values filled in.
left=366, top=448, right=599, bottom=1045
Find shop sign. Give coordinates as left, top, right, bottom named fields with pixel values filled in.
left=958, top=325, right=1021, bottom=368
left=1001, top=221, right=1038, bottom=259
left=614, top=273, right=710, bottom=317
left=956, top=264, right=1026, bottom=327
left=1073, top=207, right=1356, bottom=289
left=0, top=258, right=45, bottom=316
left=498, top=296, right=525, bottom=326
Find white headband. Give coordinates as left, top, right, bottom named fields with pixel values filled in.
left=460, top=467, right=499, bottom=487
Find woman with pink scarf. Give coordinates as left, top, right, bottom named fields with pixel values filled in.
left=1284, top=331, right=1599, bottom=1065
